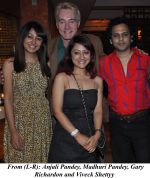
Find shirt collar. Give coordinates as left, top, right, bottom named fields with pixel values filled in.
left=112, top=47, right=141, bottom=59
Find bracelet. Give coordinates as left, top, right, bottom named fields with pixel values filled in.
left=70, top=129, right=79, bottom=137
left=95, top=128, right=102, bottom=133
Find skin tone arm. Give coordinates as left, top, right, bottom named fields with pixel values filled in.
left=3, top=58, right=23, bottom=151
left=52, top=73, right=90, bottom=150
left=84, top=76, right=103, bottom=152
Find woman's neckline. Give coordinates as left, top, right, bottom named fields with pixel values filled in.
left=72, top=72, right=89, bottom=77
left=26, top=61, right=39, bottom=64
left=64, top=88, right=97, bottom=92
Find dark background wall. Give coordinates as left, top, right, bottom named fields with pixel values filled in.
left=0, top=0, right=20, bottom=17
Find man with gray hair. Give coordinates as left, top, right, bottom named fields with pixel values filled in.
left=49, top=2, right=105, bottom=78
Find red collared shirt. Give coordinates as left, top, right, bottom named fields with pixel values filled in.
left=99, top=48, right=150, bottom=114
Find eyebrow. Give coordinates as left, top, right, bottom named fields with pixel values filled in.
left=112, top=31, right=129, bottom=34
left=27, top=32, right=42, bottom=38
left=72, top=49, right=89, bottom=52
left=58, top=18, right=76, bottom=21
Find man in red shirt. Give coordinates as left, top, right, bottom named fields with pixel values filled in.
left=99, top=17, right=150, bottom=163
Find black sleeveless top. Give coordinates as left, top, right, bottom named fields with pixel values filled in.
left=48, top=89, right=100, bottom=163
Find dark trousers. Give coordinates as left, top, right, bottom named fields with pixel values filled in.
left=110, top=110, right=150, bottom=163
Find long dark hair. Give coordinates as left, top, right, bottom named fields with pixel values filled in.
left=14, top=21, right=51, bottom=77
left=57, top=34, right=97, bottom=79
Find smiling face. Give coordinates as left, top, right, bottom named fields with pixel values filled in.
left=23, top=28, right=43, bottom=54
left=56, top=9, right=80, bottom=43
left=71, top=43, right=91, bottom=70
left=111, top=23, right=131, bottom=52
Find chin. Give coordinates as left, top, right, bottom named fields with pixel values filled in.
left=62, top=33, right=75, bottom=40
left=116, top=46, right=129, bottom=52
left=63, top=36, right=74, bottom=40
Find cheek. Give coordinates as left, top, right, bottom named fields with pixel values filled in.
left=72, top=25, right=78, bottom=31
left=37, top=41, right=42, bottom=47
left=23, top=38, right=28, bottom=44
left=125, top=38, right=131, bottom=43
left=111, top=38, right=118, bottom=44
left=72, top=55, right=78, bottom=61
left=87, top=58, right=91, bottom=64
left=72, top=59, right=77, bottom=65
left=58, top=25, right=65, bottom=31
left=36, top=45, right=41, bottom=50
left=23, top=41, right=28, bottom=49
left=86, top=55, right=91, bottom=60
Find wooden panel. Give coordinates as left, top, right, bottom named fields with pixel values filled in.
left=0, top=13, right=18, bottom=66
left=83, top=19, right=110, bottom=31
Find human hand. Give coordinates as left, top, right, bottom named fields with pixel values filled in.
left=10, top=130, right=23, bottom=151
left=135, top=46, right=148, bottom=55
left=0, top=68, right=4, bottom=85
left=84, top=132, right=100, bottom=153
left=74, top=132, right=89, bottom=148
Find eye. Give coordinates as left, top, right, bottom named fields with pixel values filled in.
left=58, top=20, right=65, bottom=24
left=112, top=34, right=119, bottom=38
left=123, top=32, right=129, bottom=37
left=74, top=51, right=80, bottom=55
left=83, top=51, right=90, bottom=55
left=68, top=19, right=77, bottom=24
left=27, top=33, right=33, bottom=39
left=36, top=36, right=43, bottom=42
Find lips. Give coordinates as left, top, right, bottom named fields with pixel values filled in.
left=118, top=43, right=125, bottom=46
left=27, top=44, right=39, bottom=50
left=29, top=45, right=36, bottom=49
left=78, top=60, right=88, bottom=64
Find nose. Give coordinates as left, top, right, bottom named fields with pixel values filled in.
left=119, top=34, right=123, bottom=41
left=64, top=22, right=70, bottom=29
left=31, top=38, right=38, bottom=45
left=80, top=52, right=84, bottom=59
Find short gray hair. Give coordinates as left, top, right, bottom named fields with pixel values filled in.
left=55, top=2, right=81, bottom=23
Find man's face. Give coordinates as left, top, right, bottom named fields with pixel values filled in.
left=111, top=23, right=131, bottom=52
left=56, top=9, right=80, bottom=41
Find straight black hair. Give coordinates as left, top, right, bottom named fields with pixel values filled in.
left=14, top=21, right=51, bottom=77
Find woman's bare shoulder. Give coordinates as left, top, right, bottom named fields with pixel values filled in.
left=94, top=76, right=102, bottom=83
left=54, top=72, right=68, bottom=81
left=93, top=76, right=103, bottom=89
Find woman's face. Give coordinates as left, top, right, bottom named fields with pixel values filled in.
left=24, top=28, right=43, bottom=54
left=71, top=43, right=90, bottom=69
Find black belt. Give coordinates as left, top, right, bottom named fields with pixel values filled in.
left=110, top=109, right=150, bottom=122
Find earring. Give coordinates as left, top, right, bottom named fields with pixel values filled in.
left=110, top=40, right=112, bottom=44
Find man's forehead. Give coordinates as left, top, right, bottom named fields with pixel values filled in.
left=59, top=17, right=76, bottom=20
